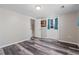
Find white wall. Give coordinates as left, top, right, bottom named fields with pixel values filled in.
left=47, top=29, right=58, bottom=39
left=59, top=12, right=78, bottom=44
left=35, top=12, right=79, bottom=45
left=46, top=18, right=59, bottom=40
left=35, top=19, right=47, bottom=38
left=76, top=12, right=79, bottom=44
left=35, top=18, right=58, bottom=40
left=41, top=27, right=47, bottom=38
left=46, top=12, right=79, bottom=44
left=0, top=8, right=32, bottom=48
left=44, top=12, right=79, bottom=44
left=45, top=12, right=79, bottom=44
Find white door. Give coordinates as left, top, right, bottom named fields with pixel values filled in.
left=35, top=19, right=47, bottom=38
left=35, top=19, right=41, bottom=37
left=41, top=27, right=47, bottom=38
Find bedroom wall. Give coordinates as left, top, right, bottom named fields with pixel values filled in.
left=76, top=12, right=79, bottom=44
left=0, top=8, right=33, bottom=48
left=35, top=17, right=58, bottom=40
left=59, top=12, right=78, bottom=44
left=46, top=17, right=59, bottom=40
left=35, top=12, right=79, bottom=45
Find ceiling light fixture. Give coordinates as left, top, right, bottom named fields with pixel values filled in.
left=36, top=6, right=41, bottom=10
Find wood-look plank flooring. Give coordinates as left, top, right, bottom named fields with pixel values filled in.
left=0, top=39, right=79, bottom=55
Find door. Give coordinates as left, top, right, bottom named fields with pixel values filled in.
left=41, top=20, right=47, bottom=38
left=31, top=19, right=35, bottom=37
left=35, top=19, right=41, bottom=37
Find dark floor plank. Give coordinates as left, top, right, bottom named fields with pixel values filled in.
left=3, top=45, right=22, bottom=55
left=41, top=40, right=79, bottom=54
left=19, top=41, right=48, bottom=55
left=2, top=39, right=79, bottom=55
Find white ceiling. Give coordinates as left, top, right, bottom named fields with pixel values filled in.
left=0, top=4, right=79, bottom=18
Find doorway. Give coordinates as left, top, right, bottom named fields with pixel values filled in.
left=31, top=19, right=35, bottom=38
left=41, top=19, right=47, bottom=38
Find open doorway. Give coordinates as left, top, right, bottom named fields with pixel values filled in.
left=31, top=19, right=35, bottom=38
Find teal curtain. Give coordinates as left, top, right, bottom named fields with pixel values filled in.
left=54, top=17, right=58, bottom=30
left=48, top=19, right=50, bottom=29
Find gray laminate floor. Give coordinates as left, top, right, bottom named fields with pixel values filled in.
left=0, top=38, right=79, bottom=55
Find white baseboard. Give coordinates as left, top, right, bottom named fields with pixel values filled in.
left=34, top=37, right=79, bottom=46
left=58, top=39, right=79, bottom=46
left=0, top=38, right=31, bottom=49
